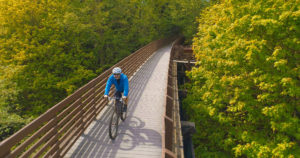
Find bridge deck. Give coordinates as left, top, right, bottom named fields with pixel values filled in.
left=65, top=43, right=172, bottom=158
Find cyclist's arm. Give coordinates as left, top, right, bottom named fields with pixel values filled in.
left=123, top=76, right=129, bottom=97
left=104, top=76, right=113, bottom=96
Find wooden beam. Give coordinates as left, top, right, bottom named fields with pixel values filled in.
left=173, top=60, right=196, bottom=64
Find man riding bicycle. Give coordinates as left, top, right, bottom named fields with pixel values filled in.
left=104, top=67, right=129, bottom=112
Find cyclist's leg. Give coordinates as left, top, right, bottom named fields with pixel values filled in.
left=123, top=103, right=127, bottom=112
left=115, top=91, right=128, bottom=112
left=114, top=91, right=122, bottom=113
left=120, top=93, right=127, bottom=121
left=121, top=92, right=128, bottom=112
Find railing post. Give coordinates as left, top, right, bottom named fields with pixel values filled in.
left=91, top=86, right=97, bottom=119
left=53, top=114, right=60, bottom=157
left=80, top=96, right=84, bottom=131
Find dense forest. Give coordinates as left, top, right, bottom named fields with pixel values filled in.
left=1, top=0, right=299, bottom=157
left=0, top=0, right=206, bottom=141
left=184, top=0, right=299, bottom=157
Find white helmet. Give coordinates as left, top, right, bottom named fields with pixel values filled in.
left=112, top=67, right=122, bottom=74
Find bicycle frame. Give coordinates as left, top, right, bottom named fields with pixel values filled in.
left=108, top=97, right=123, bottom=114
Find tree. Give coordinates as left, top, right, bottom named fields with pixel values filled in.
left=184, top=0, right=300, bottom=157
left=168, top=0, right=209, bottom=44
left=0, top=0, right=100, bottom=117
left=0, top=0, right=196, bottom=139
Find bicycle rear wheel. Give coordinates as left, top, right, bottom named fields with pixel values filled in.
left=109, top=109, right=119, bottom=140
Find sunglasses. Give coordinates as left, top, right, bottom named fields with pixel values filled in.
left=113, top=73, right=120, bottom=76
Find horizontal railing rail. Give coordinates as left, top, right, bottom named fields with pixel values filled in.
left=0, top=38, right=173, bottom=158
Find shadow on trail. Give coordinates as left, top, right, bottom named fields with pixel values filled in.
left=68, top=44, right=172, bottom=158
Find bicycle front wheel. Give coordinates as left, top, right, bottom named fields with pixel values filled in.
left=109, top=110, right=119, bottom=140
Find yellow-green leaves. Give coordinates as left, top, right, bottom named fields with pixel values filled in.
left=184, top=0, right=300, bottom=157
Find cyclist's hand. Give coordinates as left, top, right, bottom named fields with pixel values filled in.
left=122, top=96, right=128, bottom=105
left=104, top=95, right=108, bottom=102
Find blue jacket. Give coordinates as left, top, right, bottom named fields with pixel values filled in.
left=104, top=73, right=129, bottom=97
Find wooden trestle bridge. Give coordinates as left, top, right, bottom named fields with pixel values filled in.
left=0, top=37, right=195, bottom=158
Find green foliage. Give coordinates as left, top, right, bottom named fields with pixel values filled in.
left=0, top=0, right=100, bottom=117
left=0, top=0, right=202, bottom=139
left=167, top=0, right=209, bottom=44
left=0, top=106, right=31, bottom=141
left=184, top=0, right=300, bottom=157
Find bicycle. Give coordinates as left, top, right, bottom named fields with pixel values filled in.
left=107, top=96, right=127, bottom=140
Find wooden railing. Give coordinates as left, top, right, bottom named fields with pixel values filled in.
left=0, top=38, right=173, bottom=158
left=162, top=37, right=184, bottom=158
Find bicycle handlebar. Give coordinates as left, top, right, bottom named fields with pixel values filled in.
left=107, top=96, right=123, bottom=102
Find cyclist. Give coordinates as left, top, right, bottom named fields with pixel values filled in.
left=104, top=67, right=129, bottom=112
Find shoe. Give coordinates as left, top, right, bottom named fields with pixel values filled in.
left=123, top=104, right=127, bottom=112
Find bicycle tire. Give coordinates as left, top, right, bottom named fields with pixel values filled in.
left=109, top=108, right=119, bottom=140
